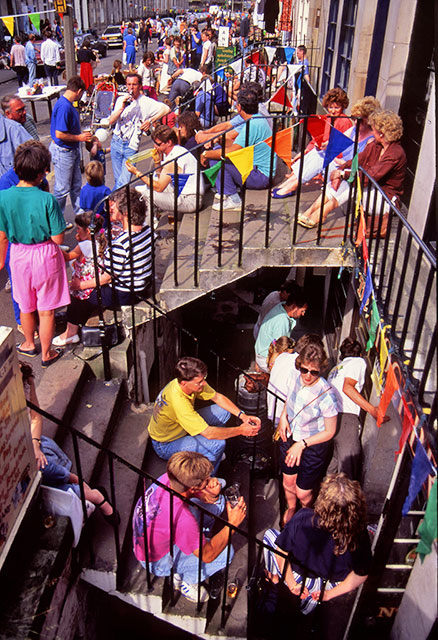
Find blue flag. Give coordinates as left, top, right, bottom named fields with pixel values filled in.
left=402, top=441, right=434, bottom=516
left=323, top=128, right=354, bottom=168
left=215, top=69, right=225, bottom=80
left=359, top=268, right=373, bottom=315
left=284, top=47, right=295, bottom=64
left=170, top=174, right=191, bottom=197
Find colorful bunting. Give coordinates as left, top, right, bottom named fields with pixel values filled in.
left=203, top=161, right=223, bottom=188
left=265, top=46, right=276, bottom=64
left=270, top=84, right=292, bottom=109
left=402, top=441, right=435, bottom=516
left=347, top=153, right=359, bottom=183
left=416, top=480, right=437, bottom=561
left=359, top=267, right=373, bottom=315
left=29, top=13, right=41, bottom=33
left=377, top=362, right=398, bottom=425
left=264, top=127, right=292, bottom=167
left=284, top=47, right=295, bottom=63
left=226, top=146, right=254, bottom=183
left=355, top=175, right=362, bottom=218
left=366, top=299, right=380, bottom=352
left=323, top=128, right=354, bottom=168
left=395, top=397, right=415, bottom=458
left=2, top=16, right=14, bottom=37
left=170, top=174, right=191, bottom=197
left=379, top=327, right=390, bottom=386
left=249, top=51, right=260, bottom=65
left=306, top=116, right=326, bottom=148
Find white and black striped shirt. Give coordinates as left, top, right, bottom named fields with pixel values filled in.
left=104, top=226, right=152, bottom=293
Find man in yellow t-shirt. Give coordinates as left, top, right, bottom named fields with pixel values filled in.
left=148, top=357, right=261, bottom=473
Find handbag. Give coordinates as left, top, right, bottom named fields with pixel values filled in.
left=80, top=323, right=119, bottom=348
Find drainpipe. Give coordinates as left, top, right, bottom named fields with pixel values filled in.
left=139, top=350, right=150, bottom=404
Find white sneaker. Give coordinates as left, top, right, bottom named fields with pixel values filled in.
left=179, top=580, right=209, bottom=603
left=212, top=195, right=242, bottom=211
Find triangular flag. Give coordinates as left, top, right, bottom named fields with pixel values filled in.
left=362, top=230, right=369, bottom=265
left=2, top=17, right=14, bottom=37
left=395, top=397, right=415, bottom=458
left=355, top=209, right=366, bottom=247
left=355, top=174, right=362, bottom=219
left=377, top=362, right=398, bottom=425
left=203, top=161, right=223, bottom=188
left=264, top=127, right=292, bottom=167
left=284, top=47, right=295, bottom=63
left=379, top=328, right=389, bottom=386
left=366, top=299, right=380, bottom=352
left=323, top=128, right=354, bottom=168
left=402, top=440, right=434, bottom=516
left=29, top=13, right=41, bottom=33
left=265, top=46, right=276, bottom=64
left=270, top=84, right=292, bottom=109
left=249, top=51, right=260, bottom=65
left=347, top=153, right=359, bottom=183
left=215, top=68, right=225, bottom=80
left=359, top=268, right=373, bottom=315
left=170, top=174, right=191, bottom=197
left=226, top=146, right=254, bottom=183
left=306, top=116, right=327, bottom=148
left=416, top=480, right=437, bottom=561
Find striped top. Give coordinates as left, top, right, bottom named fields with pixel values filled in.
left=104, top=226, right=152, bottom=293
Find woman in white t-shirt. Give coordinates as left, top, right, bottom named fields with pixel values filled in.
left=327, top=338, right=389, bottom=480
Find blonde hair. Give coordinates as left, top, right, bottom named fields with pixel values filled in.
left=267, top=336, right=295, bottom=369
left=369, top=109, right=403, bottom=142
left=167, top=451, right=213, bottom=491
left=350, top=96, right=381, bottom=119
left=314, top=474, right=367, bottom=555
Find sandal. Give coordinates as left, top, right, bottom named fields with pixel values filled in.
left=96, top=485, right=121, bottom=526
left=16, top=343, right=38, bottom=357
left=41, top=348, right=63, bottom=368
left=297, top=214, right=318, bottom=229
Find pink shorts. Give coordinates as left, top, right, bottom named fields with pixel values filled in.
left=10, top=241, right=71, bottom=313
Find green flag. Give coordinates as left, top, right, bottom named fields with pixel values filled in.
left=416, top=480, right=437, bottom=562
left=347, top=152, right=359, bottom=183
left=203, top=161, right=222, bottom=188
left=29, top=13, right=41, bottom=33
left=366, top=299, right=380, bottom=351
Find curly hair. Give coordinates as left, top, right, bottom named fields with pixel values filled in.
left=350, top=96, right=381, bottom=119
left=177, top=110, right=201, bottom=141
left=322, top=87, right=349, bottom=110
left=267, top=336, right=295, bottom=369
left=295, top=342, right=328, bottom=371
left=314, top=474, right=367, bottom=555
left=369, top=109, right=403, bottom=142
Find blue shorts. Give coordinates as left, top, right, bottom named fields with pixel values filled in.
left=279, top=437, right=330, bottom=490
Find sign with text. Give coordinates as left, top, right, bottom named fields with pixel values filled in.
left=215, top=46, right=236, bottom=68
left=218, top=26, right=230, bottom=47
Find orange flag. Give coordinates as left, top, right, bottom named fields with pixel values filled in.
left=270, top=85, right=292, bottom=109
left=356, top=209, right=366, bottom=247
left=264, top=127, right=292, bottom=167
left=377, top=363, right=399, bottom=426
left=395, top=397, right=414, bottom=458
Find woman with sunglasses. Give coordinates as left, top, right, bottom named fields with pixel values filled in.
left=277, top=342, right=338, bottom=526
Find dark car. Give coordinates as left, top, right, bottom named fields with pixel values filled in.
left=75, top=33, right=108, bottom=58
left=101, top=25, right=123, bottom=48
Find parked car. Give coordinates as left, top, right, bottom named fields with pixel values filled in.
left=101, top=25, right=123, bottom=48
left=75, top=32, right=108, bottom=58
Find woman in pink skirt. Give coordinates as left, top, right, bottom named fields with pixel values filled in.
left=0, top=141, right=70, bottom=367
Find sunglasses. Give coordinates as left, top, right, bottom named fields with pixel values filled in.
left=299, top=366, right=320, bottom=377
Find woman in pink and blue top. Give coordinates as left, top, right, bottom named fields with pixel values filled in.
left=277, top=342, right=338, bottom=526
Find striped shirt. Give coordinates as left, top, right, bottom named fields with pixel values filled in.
left=285, top=375, right=338, bottom=441
left=104, top=226, right=152, bottom=293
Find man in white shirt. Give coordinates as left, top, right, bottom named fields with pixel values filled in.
left=40, top=29, right=60, bottom=85
left=109, top=72, right=169, bottom=190
left=130, top=124, right=204, bottom=222
left=200, top=30, right=213, bottom=72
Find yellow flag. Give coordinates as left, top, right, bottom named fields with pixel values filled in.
left=379, top=326, right=390, bottom=386
left=355, top=173, right=362, bottom=218
left=2, top=17, right=14, bottom=37
left=226, top=146, right=254, bottom=184
left=127, top=148, right=154, bottom=165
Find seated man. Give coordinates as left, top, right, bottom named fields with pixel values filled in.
left=148, top=356, right=261, bottom=473
left=255, top=288, right=308, bottom=372
left=132, top=451, right=247, bottom=602
left=201, top=85, right=276, bottom=211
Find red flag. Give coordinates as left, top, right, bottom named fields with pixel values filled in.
left=395, top=398, right=414, bottom=458
left=377, top=363, right=399, bottom=426
left=249, top=51, right=260, bottom=65
left=264, top=127, right=293, bottom=167
left=270, top=85, right=292, bottom=109
left=306, top=116, right=327, bottom=148
left=362, top=232, right=369, bottom=265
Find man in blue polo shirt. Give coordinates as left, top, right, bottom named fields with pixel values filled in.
left=49, top=76, right=92, bottom=217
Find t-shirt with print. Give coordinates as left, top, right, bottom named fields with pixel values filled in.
left=285, top=373, right=338, bottom=440
left=328, top=356, right=367, bottom=416
left=132, top=473, right=205, bottom=562
left=234, top=114, right=276, bottom=177
left=112, top=95, right=165, bottom=150
left=148, top=378, right=216, bottom=442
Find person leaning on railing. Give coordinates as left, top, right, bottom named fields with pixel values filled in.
left=298, top=110, right=407, bottom=237
left=132, top=451, right=248, bottom=603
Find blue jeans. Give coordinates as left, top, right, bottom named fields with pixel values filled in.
left=141, top=542, right=233, bottom=584
left=27, top=61, right=36, bottom=86
left=111, top=135, right=137, bottom=190
left=151, top=404, right=229, bottom=474
left=49, top=142, right=82, bottom=215
left=44, top=64, right=59, bottom=86
left=215, top=161, right=270, bottom=196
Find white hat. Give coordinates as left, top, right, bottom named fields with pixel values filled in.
left=94, top=128, right=109, bottom=144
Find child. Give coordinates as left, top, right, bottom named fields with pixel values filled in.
left=138, top=51, right=157, bottom=99
left=79, top=160, right=111, bottom=221
left=52, top=188, right=152, bottom=345
left=111, top=59, right=126, bottom=86
left=0, top=140, right=70, bottom=367
left=85, top=137, right=109, bottom=178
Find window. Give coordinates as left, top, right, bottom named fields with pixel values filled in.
left=320, top=0, right=339, bottom=97
left=335, top=0, right=358, bottom=91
